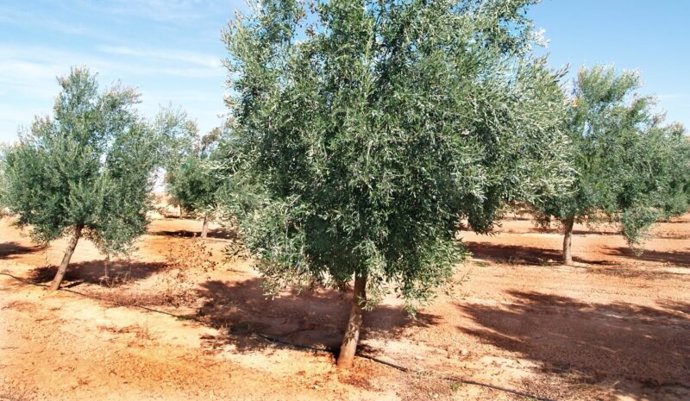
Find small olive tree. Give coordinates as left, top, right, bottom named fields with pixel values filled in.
left=154, top=106, right=200, bottom=173
left=0, top=151, right=7, bottom=218
left=0, top=148, right=5, bottom=210
left=534, top=66, right=690, bottom=264
left=222, top=0, right=571, bottom=368
left=167, top=128, right=225, bottom=237
left=1, top=68, right=159, bottom=290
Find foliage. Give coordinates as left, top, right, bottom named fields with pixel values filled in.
left=166, top=130, right=226, bottom=217
left=1, top=67, right=158, bottom=255
left=154, top=106, right=199, bottom=172
left=221, top=0, right=572, bottom=309
left=0, top=147, right=6, bottom=215
left=535, top=66, right=690, bottom=248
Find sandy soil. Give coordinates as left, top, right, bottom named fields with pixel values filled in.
left=1, top=214, right=688, bottom=401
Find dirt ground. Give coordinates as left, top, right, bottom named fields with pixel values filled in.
left=1, top=213, right=688, bottom=401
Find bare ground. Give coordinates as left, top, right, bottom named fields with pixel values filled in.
left=1, top=214, right=688, bottom=401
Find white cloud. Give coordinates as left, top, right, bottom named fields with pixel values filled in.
left=0, top=43, right=227, bottom=143
left=0, top=3, right=108, bottom=39
left=658, top=94, right=690, bottom=101
left=0, top=43, right=224, bottom=84
left=0, top=0, right=240, bottom=143
left=0, top=60, right=60, bottom=99
left=76, top=0, right=231, bottom=24
left=98, top=45, right=222, bottom=70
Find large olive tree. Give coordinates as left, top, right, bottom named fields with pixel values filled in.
left=222, top=0, right=571, bottom=368
left=2, top=68, right=159, bottom=290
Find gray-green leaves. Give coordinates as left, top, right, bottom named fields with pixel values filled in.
left=2, top=67, right=158, bottom=256
left=222, top=0, right=571, bottom=309
left=534, top=65, right=690, bottom=258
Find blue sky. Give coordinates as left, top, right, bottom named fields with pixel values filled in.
left=531, top=0, right=690, bottom=129
left=1, top=0, right=688, bottom=144
left=0, top=0, right=244, bottom=143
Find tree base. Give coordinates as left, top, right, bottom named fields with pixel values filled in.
left=336, top=274, right=367, bottom=369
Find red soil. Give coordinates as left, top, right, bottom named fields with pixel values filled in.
left=1, top=214, right=688, bottom=400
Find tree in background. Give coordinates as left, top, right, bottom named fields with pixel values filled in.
left=167, top=127, right=225, bottom=237
left=533, top=66, right=690, bottom=265
left=222, top=0, right=572, bottom=368
left=0, top=147, right=5, bottom=214
left=154, top=106, right=199, bottom=174
left=1, top=68, right=159, bottom=290
left=150, top=106, right=198, bottom=217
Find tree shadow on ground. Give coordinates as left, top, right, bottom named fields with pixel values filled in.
left=465, top=242, right=613, bottom=266
left=500, top=223, right=689, bottom=240
left=522, top=225, right=622, bottom=236
left=148, top=228, right=239, bottom=240
left=572, top=229, right=621, bottom=236
left=583, top=265, right=685, bottom=280
left=0, top=242, right=42, bottom=260
left=657, top=300, right=690, bottom=315
left=605, top=247, right=690, bottom=267
left=457, top=290, right=690, bottom=397
left=28, top=260, right=169, bottom=287
left=501, top=215, right=533, bottom=222
left=571, top=223, right=689, bottom=240
left=191, top=278, right=440, bottom=356
left=648, top=232, right=690, bottom=240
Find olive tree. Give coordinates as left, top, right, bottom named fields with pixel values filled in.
left=154, top=106, right=199, bottom=173
left=1, top=68, right=159, bottom=290
left=167, top=128, right=225, bottom=237
left=0, top=150, right=7, bottom=217
left=533, top=66, right=690, bottom=264
left=222, top=0, right=571, bottom=368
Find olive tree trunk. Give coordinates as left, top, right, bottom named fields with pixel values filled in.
left=562, top=216, right=575, bottom=265
left=103, top=254, right=110, bottom=279
left=49, top=224, right=83, bottom=291
left=337, top=273, right=367, bottom=369
left=201, top=214, right=209, bottom=238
